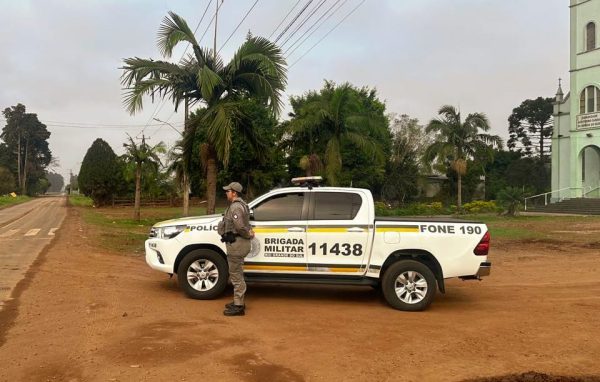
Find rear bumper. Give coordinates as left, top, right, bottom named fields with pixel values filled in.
left=476, top=261, right=491, bottom=277
left=459, top=262, right=491, bottom=280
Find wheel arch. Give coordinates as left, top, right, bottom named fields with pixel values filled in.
left=380, top=249, right=445, bottom=293
left=174, top=244, right=227, bottom=274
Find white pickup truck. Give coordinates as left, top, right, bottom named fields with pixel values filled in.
left=145, top=180, right=491, bottom=311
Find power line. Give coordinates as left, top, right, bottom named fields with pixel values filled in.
left=219, top=0, right=259, bottom=53
left=41, top=120, right=184, bottom=129
left=42, top=120, right=183, bottom=127
left=44, top=124, right=184, bottom=130
left=182, top=0, right=214, bottom=58
left=284, top=0, right=345, bottom=56
left=198, top=0, right=225, bottom=46
left=289, top=0, right=365, bottom=68
left=279, top=0, right=327, bottom=48
left=268, top=0, right=302, bottom=40
left=274, top=0, right=314, bottom=43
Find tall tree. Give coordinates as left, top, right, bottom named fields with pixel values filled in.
left=79, top=139, right=122, bottom=206
left=389, top=114, right=432, bottom=173
left=1, top=104, right=52, bottom=195
left=382, top=114, right=432, bottom=204
left=121, top=11, right=287, bottom=214
left=424, top=105, right=503, bottom=208
left=123, top=135, right=166, bottom=220
left=507, top=97, right=553, bottom=160
left=46, top=172, right=65, bottom=193
left=285, top=81, right=388, bottom=186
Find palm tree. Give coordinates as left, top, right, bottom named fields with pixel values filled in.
left=167, top=141, right=186, bottom=197
left=288, top=83, right=385, bottom=185
left=121, top=11, right=287, bottom=214
left=123, top=135, right=166, bottom=220
left=424, top=105, right=503, bottom=209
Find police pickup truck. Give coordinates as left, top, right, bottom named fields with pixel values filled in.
left=145, top=177, right=491, bottom=311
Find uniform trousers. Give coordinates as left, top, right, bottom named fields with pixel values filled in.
left=226, top=239, right=250, bottom=306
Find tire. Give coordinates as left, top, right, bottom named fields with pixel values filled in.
left=177, top=249, right=228, bottom=300
left=381, top=260, right=437, bottom=311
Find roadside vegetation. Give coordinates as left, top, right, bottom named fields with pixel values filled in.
left=0, top=195, right=31, bottom=208
left=68, top=195, right=224, bottom=254
left=70, top=194, right=600, bottom=255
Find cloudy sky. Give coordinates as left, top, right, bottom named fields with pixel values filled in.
left=0, top=0, right=570, bottom=184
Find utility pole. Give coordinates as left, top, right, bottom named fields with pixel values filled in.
left=183, top=97, right=190, bottom=216
left=214, top=0, right=220, bottom=61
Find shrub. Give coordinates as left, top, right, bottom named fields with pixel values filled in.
left=497, top=187, right=525, bottom=216
left=374, top=201, right=390, bottom=216
left=0, top=166, right=16, bottom=194
left=462, top=200, right=501, bottom=214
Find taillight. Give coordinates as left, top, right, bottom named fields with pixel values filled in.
left=474, top=231, right=490, bottom=256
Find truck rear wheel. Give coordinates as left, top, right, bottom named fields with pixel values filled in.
left=177, top=249, right=228, bottom=300
left=382, top=260, right=436, bottom=311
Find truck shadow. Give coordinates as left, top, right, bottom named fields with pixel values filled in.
left=246, top=282, right=381, bottom=305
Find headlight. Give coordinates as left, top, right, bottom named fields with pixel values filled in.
left=150, top=225, right=187, bottom=239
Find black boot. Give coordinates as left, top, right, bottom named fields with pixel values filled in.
left=223, top=304, right=245, bottom=316
left=225, top=301, right=245, bottom=309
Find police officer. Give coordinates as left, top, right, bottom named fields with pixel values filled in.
left=218, top=181, right=254, bottom=316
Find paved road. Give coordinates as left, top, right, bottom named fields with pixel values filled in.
left=0, top=196, right=67, bottom=309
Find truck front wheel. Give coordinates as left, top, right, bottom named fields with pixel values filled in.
left=382, top=260, right=436, bottom=311
left=177, top=249, right=228, bottom=300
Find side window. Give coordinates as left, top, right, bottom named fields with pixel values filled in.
left=312, top=192, right=362, bottom=220
left=252, top=193, right=305, bottom=221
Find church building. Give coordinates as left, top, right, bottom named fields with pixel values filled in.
left=551, top=0, right=600, bottom=201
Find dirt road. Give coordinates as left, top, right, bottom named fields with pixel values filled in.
left=0, top=197, right=66, bottom=309
left=0, top=207, right=599, bottom=381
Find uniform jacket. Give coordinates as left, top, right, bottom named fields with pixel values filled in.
left=218, top=197, right=252, bottom=256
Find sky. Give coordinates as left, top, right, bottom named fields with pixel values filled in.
left=0, top=0, right=570, bottom=184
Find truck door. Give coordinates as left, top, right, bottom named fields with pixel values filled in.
left=305, top=191, right=369, bottom=275
left=247, top=191, right=308, bottom=273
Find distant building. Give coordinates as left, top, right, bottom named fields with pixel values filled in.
left=551, top=0, right=600, bottom=200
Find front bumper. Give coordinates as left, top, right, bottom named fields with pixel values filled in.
left=145, top=239, right=176, bottom=273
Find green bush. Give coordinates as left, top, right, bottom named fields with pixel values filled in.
left=497, top=187, right=525, bottom=216
left=374, top=202, right=450, bottom=216
left=68, top=195, right=93, bottom=207
left=374, top=201, right=390, bottom=215
left=462, top=200, right=501, bottom=214
left=374, top=200, right=506, bottom=216
left=0, top=166, right=16, bottom=194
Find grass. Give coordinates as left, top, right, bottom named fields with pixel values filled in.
left=72, top=199, right=225, bottom=256
left=0, top=195, right=31, bottom=208
left=461, top=213, right=600, bottom=243
left=68, top=195, right=93, bottom=207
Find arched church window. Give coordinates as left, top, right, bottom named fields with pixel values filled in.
left=587, top=22, right=596, bottom=51
left=579, top=86, right=600, bottom=114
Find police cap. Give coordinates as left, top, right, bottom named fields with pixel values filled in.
left=223, top=182, right=243, bottom=193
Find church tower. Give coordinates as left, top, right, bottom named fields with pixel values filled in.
left=551, top=0, right=600, bottom=200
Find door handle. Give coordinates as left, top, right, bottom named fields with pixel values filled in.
left=288, top=227, right=305, bottom=232
left=347, top=227, right=364, bottom=233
